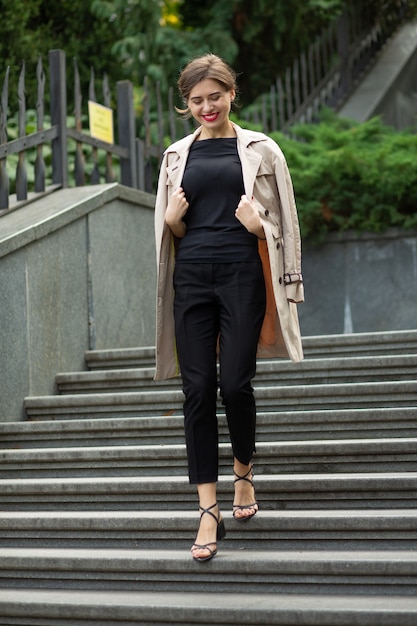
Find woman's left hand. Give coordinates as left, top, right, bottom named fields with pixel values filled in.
left=235, top=195, right=265, bottom=239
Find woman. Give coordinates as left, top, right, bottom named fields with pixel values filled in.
left=154, top=54, right=304, bottom=562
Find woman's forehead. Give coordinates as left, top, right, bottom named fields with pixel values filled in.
left=188, top=78, right=226, bottom=99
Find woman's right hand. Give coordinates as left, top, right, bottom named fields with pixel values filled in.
left=165, top=187, right=189, bottom=237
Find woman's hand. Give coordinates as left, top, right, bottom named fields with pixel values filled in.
left=165, top=187, right=189, bottom=238
left=235, top=195, right=265, bottom=239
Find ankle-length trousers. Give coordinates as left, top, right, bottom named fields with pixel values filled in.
left=173, top=260, right=266, bottom=484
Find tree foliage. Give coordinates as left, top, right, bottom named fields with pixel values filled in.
left=90, top=0, right=239, bottom=101
left=269, top=111, right=417, bottom=241
left=179, top=0, right=345, bottom=104
left=0, top=0, right=388, bottom=111
left=0, top=0, right=117, bottom=111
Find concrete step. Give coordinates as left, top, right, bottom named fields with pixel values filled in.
left=85, top=345, right=156, bottom=370
left=1, top=438, right=416, bottom=478
left=1, top=509, right=416, bottom=551
left=301, top=329, right=417, bottom=358
left=4, top=329, right=417, bottom=624
left=1, top=473, right=416, bottom=511
left=2, top=407, right=417, bottom=448
left=1, top=547, right=416, bottom=595
left=84, top=330, right=417, bottom=370
left=23, top=380, right=417, bottom=420
left=1, top=589, right=417, bottom=626
left=55, top=354, right=417, bottom=394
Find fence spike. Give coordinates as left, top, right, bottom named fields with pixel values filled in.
left=16, top=60, right=28, bottom=201
left=300, top=52, right=308, bottom=103
left=168, top=86, right=176, bottom=142
left=270, top=84, right=277, bottom=132
left=73, top=58, right=86, bottom=186
left=34, top=55, right=46, bottom=193
left=88, top=66, right=100, bottom=184
left=142, top=76, right=153, bottom=191
left=293, top=57, right=300, bottom=112
left=156, top=81, right=164, bottom=156
left=307, top=43, right=315, bottom=94
left=0, top=66, right=9, bottom=144
left=261, top=93, right=268, bottom=133
left=103, top=73, right=116, bottom=183
left=117, top=79, right=137, bottom=189
left=285, top=66, right=293, bottom=120
left=0, top=66, right=10, bottom=209
left=89, top=67, right=97, bottom=103
left=36, top=55, right=45, bottom=125
left=276, top=76, right=285, bottom=130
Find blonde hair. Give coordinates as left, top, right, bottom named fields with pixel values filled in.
left=176, top=53, right=237, bottom=116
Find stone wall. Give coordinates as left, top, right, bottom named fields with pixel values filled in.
left=298, top=228, right=417, bottom=336
left=0, top=184, right=156, bottom=421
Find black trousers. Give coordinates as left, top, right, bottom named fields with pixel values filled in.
left=173, top=261, right=266, bottom=484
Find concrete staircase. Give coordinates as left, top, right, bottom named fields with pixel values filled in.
left=1, top=329, right=417, bottom=624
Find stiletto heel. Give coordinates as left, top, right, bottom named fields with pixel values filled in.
left=191, top=502, right=226, bottom=562
left=233, top=465, right=259, bottom=521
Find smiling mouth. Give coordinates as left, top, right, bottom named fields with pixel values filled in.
left=202, top=113, right=219, bottom=122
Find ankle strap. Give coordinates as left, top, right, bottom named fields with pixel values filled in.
left=199, top=502, right=219, bottom=523
left=234, top=465, right=254, bottom=484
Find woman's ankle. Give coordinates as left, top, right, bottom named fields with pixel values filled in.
left=233, top=459, right=253, bottom=478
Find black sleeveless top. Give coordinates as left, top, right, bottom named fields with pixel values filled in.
left=175, top=137, right=259, bottom=263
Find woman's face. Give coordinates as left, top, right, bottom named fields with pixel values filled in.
left=187, top=78, right=235, bottom=136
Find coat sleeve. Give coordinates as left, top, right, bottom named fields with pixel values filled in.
left=273, top=149, right=304, bottom=304
left=155, top=152, right=169, bottom=265
left=153, top=152, right=180, bottom=380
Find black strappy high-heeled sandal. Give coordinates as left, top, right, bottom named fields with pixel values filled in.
left=232, top=465, right=259, bottom=521
left=191, top=502, right=226, bottom=562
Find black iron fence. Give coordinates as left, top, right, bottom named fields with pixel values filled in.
left=0, top=49, right=137, bottom=213
left=243, top=1, right=413, bottom=132
left=0, top=1, right=412, bottom=214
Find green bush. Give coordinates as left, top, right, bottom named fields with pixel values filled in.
left=267, top=111, right=417, bottom=241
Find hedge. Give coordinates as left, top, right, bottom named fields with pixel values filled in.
left=267, top=110, right=417, bottom=241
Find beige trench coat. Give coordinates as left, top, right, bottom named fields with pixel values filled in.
left=154, top=122, right=304, bottom=381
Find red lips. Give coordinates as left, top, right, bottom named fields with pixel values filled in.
left=202, top=113, right=219, bottom=122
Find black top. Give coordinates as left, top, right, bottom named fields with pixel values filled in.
left=176, top=137, right=259, bottom=263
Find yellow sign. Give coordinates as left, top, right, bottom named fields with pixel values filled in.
left=88, top=100, right=114, bottom=144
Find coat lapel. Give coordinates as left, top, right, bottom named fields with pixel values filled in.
left=165, top=128, right=201, bottom=189
left=166, top=160, right=185, bottom=190
left=233, top=123, right=263, bottom=198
